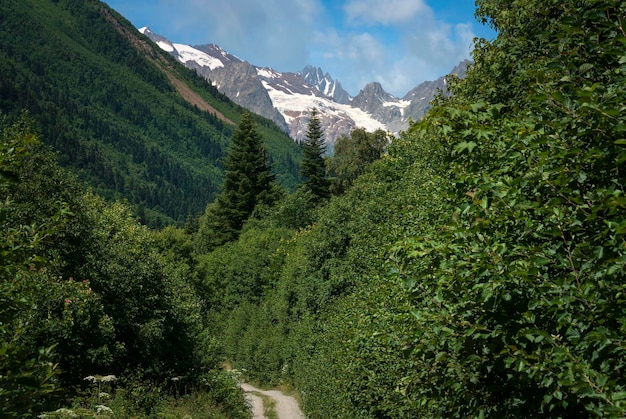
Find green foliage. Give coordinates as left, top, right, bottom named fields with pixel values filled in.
left=267, top=187, right=318, bottom=230
left=300, top=108, right=330, bottom=201
left=0, top=118, right=67, bottom=416
left=327, top=127, right=389, bottom=194
left=76, top=196, right=206, bottom=381
left=201, top=112, right=279, bottom=247
left=194, top=202, right=230, bottom=254
left=195, top=225, right=293, bottom=313
left=210, top=124, right=448, bottom=416
left=386, top=1, right=626, bottom=416
left=151, top=376, right=250, bottom=419
left=40, top=370, right=249, bottom=418
left=26, top=273, right=117, bottom=389
left=7, top=0, right=626, bottom=417
left=1, top=116, right=245, bottom=416
left=3, top=122, right=206, bottom=384
left=204, top=2, right=626, bottom=418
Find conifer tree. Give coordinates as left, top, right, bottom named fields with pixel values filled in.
left=300, top=108, right=330, bottom=201
left=201, top=112, right=276, bottom=247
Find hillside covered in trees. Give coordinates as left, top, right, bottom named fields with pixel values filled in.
left=0, top=0, right=302, bottom=227
left=2, top=0, right=626, bottom=418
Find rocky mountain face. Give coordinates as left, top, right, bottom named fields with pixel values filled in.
left=140, top=27, right=468, bottom=144
left=210, top=62, right=289, bottom=132
left=351, top=82, right=408, bottom=134
left=299, top=65, right=352, bottom=104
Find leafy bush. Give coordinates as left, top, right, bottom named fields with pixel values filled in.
left=1, top=116, right=243, bottom=415
left=387, top=1, right=626, bottom=416
left=207, top=2, right=626, bottom=417
left=1, top=117, right=65, bottom=416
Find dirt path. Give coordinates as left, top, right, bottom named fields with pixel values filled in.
left=240, top=382, right=305, bottom=419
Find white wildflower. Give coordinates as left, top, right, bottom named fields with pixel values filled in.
left=96, top=405, right=114, bottom=415
left=53, top=408, right=78, bottom=417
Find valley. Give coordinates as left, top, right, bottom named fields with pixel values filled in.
left=2, top=0, right=626, bottom=418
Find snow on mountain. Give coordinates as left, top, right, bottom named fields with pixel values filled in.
left=261, top=77, right=385, bottom=142
left=191, top=44, right=242, bottom=67
left=139, top=26, right=173, bottom=52
left=172, top=43, right=224, bottom=70
left=139, top=27, right=233, bottom=70
left=299, top=65, right=351, bottom=105
left=253, top=66, right=385, bottom=142
left=140, top=27, right=467, bottom=144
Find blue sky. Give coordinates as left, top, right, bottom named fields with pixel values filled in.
left=104, top=0, right=495, bottom=97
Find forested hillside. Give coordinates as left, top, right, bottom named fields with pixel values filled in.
left=0, top=0, right=301, bottom=227
left=3, top=0, right=626, bottom=418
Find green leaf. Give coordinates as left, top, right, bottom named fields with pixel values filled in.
left=593, top=246, right=604, bottom=259
left=453, top=141, right=478, bottom=154
left=578, top=63, right=594, bottom=74
left=611, top=392, right=626, bottom=401
left=470, top=102, right=486, bottom=112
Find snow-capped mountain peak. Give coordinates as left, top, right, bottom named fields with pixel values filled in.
left=140, top=28, right=465, bottom=144
left=299, top=65, right=351, bottom=104
left=139, top=27, right=237, bottom=71
left=173, top=43, right=224, bottom=70
left=139, top=26, right=175, bottom=53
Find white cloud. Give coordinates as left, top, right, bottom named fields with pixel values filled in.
left=313, top=3, right=476, bottom=97
left=379, top=22, right=475, bottom=96
left=403, top=21, right=475, bottom=65
left=315, top=30, right=388, bottom=92
left=344, top=0, right=429, bottom=25
left=120, top=0, right=479, bottom=97
left=157, top=0, right=322, bottom=70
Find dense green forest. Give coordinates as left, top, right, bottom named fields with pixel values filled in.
left=3, top=0, right=626, bottom=418
left=0, top=0, right=302, bottom=228
left=199, top=0, right=626, bottom=417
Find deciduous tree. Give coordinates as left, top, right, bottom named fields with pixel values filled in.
left=327, top=127, right=388, bottom=194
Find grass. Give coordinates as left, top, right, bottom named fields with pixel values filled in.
left=251, top=392, right=278, bottom=419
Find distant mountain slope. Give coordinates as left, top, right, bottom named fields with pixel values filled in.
left=0, top=0, right=301, bottom=227
left=140, top=28, right=469, bottom=144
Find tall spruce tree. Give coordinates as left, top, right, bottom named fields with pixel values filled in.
left=200, top=112, right=276, bottom=248
left=300, top=108, right=330, bottom=201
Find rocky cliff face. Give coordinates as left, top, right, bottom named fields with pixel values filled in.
left=402, top=59, right=470, bottom=121
left=299, top=65, right=352, bottom=104
left=203, top=61, right=289, bottom=131
left=350, top=82, right=407, bottom=133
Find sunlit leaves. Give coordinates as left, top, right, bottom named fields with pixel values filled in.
left=390, top=0, right=626, bottom=416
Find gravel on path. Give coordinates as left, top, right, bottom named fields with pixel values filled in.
left=240, top=382, right=305, bottom=419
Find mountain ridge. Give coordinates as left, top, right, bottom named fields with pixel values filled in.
left=0, top=0, right=301, bottom=227
left=139, top=27, right=469, bottom=144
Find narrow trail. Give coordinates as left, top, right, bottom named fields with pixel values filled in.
left=240, top=382, right=305, bottom=419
